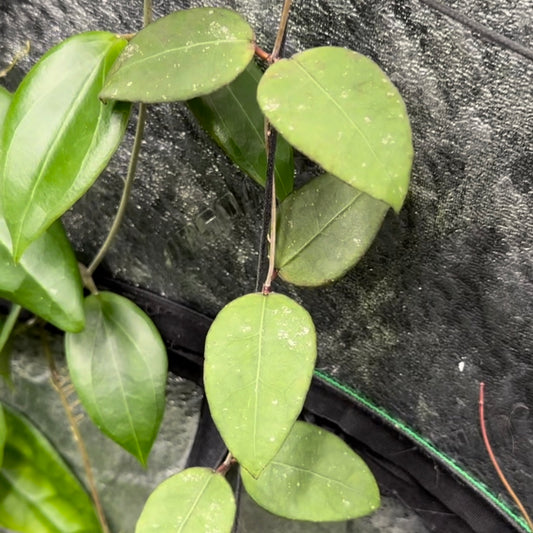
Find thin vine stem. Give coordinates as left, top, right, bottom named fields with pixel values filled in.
left=87, top=0, right=152, bottom=275
left=216, top=451, right=236, bottom=476
left=0, top=303, right=22, bottom=354
left=255, top=0, right=293, bottom=292
left=41, top=328, right=110, bottom=533
left=479, top=382, right=533, bottom=532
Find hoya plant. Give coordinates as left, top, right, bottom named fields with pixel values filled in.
left=0, top=0, right=414, bottom=531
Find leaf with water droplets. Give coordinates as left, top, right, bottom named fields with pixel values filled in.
left=204, top=293, right=316, bottom=477
left=101, top=8, right=255, bottom=103
left=257, top=46, right=413, bottom=212
left=276, top=173, right=389, bottom=286
left=241, top=421, right=380, bottom=521
left=136, top=468, right=236, bottom=533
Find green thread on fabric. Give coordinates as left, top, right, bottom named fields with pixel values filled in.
left=313, top=369, right=529, bottom=532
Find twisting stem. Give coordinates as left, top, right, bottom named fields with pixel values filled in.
left=88, top=0, right=152, bottom=275
left=41, top=328, right=110, bottom=533
left=0, top=304, right=21, bottom=354
left=479, top=383, right=533, bottom=532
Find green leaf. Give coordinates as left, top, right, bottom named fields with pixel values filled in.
left=100, top=8, right=255, bottom=103
left=136, top=467, right=236, bottom=533
left=0, top=211, right=85, bottom=332
left=188, top=62, right=294, bottom=200
left=257, top=46, right=413, bottom=212
left=65, top=292, right=167, bottom=465
left=0, top=404, right=5, bottom=468
left=241, top=421, right=380, bottom=522
left=204, top=293, right=316, bottom=477
left=0, top=404, right=102, bottom=533
left=0, top=86, right=10, bottom=123
left=0, top=32, right=131, bottom=260
left=276, top=173, right=389, bottom=286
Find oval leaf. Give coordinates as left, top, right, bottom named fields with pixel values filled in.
left=0, top=210, right=84, bottom=332
left=276, top=173, right=389, bottom=286
left=241, top=421, right=380, bottom=521
left=188, top=62, right=294, bottom=200
left=0, top=404, right=101, bottom=533
left=136, top=467, right=236, bottom=533
left=257, top=46, right=413, bottom=212
left=100, top=8, right=255, bottom=103
left=0, top=32, right=131, bottom=260
left=204, top=293, right=316, bottom=477
left=65, top=292, right=168, bottom=465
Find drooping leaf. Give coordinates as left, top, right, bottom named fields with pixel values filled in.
left=0, top=404, right=5, bottom=467
left=100, top=8, right=255, bottom=103
left=65, top=292, right=167, bottom=465
left=188, top=62, right=294, bottom=200
left=0, top=404, right=102, bottom=533
left=276, top=173, right=389, bottom=286
left=204, top=293, right=316, bottom=477
left=136, top=467, right=236, bottom=533
left=257, top=46, right=413, bottom=212
left=241, top=421, right=380, bottom=522
left=0, top=208, right=85, bottom=332
left=0, top=32, right=131, bottom=260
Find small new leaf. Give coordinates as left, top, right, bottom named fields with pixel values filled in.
left=0, top=32, right=130, bottom=260
left=65, top=292, right=167, bottom=465
left=101, top=8, right=255, bottom=103
left=204, top=293, right=316, bottom=477
left=136, top=468, right=236, bottom=533
left=241, top=421, right=380, bottom=521
left=276, top=173, right=389, bottom=286
left=0, top=404, right=102, bottom=532
left=188, top=62, right=294, bottom=200
left=258, top=46, right=413, bottom=212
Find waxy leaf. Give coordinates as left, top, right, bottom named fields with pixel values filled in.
left=0, top=32, right=131, bottom=260
left=101, top=8, right=255, bottom=103
left=257, top=46, right=413, bottom=212
left=65, top=292, right=167, bottom=465
left=0, top=207, right=84, bottom=332
left=276, top=173, right=389, bottom=286
left=241, top=421, right=380, bottom=521
left=188, top=62, right=294, bottom=200
left=0, top=404, right=101, bottom=533
left=204, top=293, right=316, bottom=477
left=136, top=467, right=236, bottom=533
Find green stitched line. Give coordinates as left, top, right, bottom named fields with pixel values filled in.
left=313, top=368, right=530, bottom=532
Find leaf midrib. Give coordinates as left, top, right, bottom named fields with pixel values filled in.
left=252, top=296, right=268, bottom=459
left=112, top=38, right=252, bottom=74
left=278, top=189, right=363, bottom=268
left=10, top=44, right=112, bottom=256
left=292, top=58, right=394, bottom=184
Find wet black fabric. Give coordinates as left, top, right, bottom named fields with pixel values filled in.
left=1, top=0, right=531, bottom=529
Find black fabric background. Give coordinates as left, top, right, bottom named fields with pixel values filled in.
left=1, top=0, right=532, bottom=523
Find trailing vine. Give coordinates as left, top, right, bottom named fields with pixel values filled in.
left=0, top=0, right=415, bottom=531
